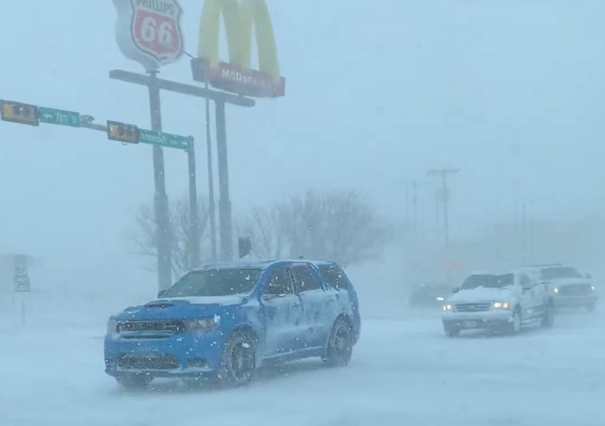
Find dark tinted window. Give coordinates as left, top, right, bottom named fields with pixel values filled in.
left=264, top=268, right=294, bottom=295
left=162, top=268, right=261, bottom=297
left=318, top=265, right=350, bottom=290
left=461, top=274, right=514, bottom=290
left=292, top=265, right=322, bottom=292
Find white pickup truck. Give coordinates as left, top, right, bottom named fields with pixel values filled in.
left=525, top=264, right=598, bottom=312
left=441, top=269, right=554, bottom=337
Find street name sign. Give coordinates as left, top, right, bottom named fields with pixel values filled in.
left=38, top=107, right=80, bottom=127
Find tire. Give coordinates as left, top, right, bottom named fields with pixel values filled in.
left=216, top=329, right=257, bottom=387
left=323, top=317, right=353, bottom=367
left=116, top=374, right=152, bottom=390
left=586, top=302, right=596, bottom=312
left=508, top=309, right=522, bottom=334
left=444, top=326, right=460, bottom=338
left=541, top=301, right=554, bottom=328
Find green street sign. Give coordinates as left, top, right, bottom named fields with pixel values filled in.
left=139, top=129, right=190, bottom=150
left=38, top=107, right=80, bottom=127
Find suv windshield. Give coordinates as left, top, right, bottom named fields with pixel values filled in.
left=161, top=268, right=262, bottom=298
left=461, top=273, right=514, bottom=290
left=541, top=267, right=583, bottom=280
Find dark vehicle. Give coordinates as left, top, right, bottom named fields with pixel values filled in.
left=409, top=282, right=452, bottom=307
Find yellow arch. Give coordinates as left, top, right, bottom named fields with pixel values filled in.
left=197, top=0, right=281, bottom=82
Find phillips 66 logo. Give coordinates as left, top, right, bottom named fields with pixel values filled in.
left=113, top=0, right=184, bottom=71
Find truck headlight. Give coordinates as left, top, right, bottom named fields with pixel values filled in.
left=553, top=288, right=559, bottom=293
left=442, top=304, right=453, bottom=311
left=106, top=318, right=117, bottom=335
left=492, top=302, right=510, bottom=309
left=591, top=286, right=595, bottom=291
left=185, top=315, right=220, bottom=332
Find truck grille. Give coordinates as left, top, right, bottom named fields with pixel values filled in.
left=558, top=284, right=593, bottom=296
left=117, top=354, right=178, bottom=370
left=117, top=320, right=185, bottom=335
left=454, top=302, right=492, bottom=312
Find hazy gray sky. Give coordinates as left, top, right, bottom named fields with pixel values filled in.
left=0, top=0, right=603, bottom=285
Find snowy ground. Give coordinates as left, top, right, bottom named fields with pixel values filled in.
left=1, top=299, right=604, bottom=426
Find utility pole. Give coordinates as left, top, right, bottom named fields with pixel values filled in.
left=428, top=168, right=459, bottom=286
left=427, top=168, right=459, bottom=249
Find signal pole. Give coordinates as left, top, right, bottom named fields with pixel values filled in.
left=427, top=168, right=459, bottom=249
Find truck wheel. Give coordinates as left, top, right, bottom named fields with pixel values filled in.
left=323, top=317, right=353, bottom=367
left=216, top=330, right=257, bottom=387
left=541, top=301, right=554, bottom=328
left=444, top=326, right=460, bottom=338
left=116, top=374, right=152, bottom=390
left=508, top=309, right=522, bottom=334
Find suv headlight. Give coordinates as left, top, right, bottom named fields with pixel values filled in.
left=185, top=315, right=220, bottom=332
left=106, top=318, right=117, bottom=335
left=442, top=304, right=454, bottom=312
left=492, top=302, right=510, bottom=309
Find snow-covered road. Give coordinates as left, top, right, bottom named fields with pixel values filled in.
left=1, top=310, right=604, bottom=426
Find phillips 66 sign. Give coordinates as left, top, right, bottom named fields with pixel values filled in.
left=113, top=0, right=184, bottom=71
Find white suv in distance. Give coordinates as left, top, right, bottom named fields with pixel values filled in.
left=442, top=270, right=554, bottom=337
left=525, top=264, right=597, bottom=312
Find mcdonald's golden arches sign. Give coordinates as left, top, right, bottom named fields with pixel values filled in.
left=193, top=0, right=286, bottom=98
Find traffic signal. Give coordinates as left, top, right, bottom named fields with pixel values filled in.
left=0, top=100, right=39, bottom=126
left=238, top=237, right=252, bottom=259
left=106, top=120, right=139, bottom=143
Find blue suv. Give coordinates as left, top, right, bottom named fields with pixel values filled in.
left=104, top=259, right=359, bottom=388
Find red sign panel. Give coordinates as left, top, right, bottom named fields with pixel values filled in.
left=131, top=8, right=182, bottom=60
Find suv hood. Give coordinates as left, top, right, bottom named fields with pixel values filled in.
left=112, top=295, right=247, bottom=321
left=447, top=287, right=519, bottom=304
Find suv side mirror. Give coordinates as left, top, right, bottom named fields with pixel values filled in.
left=452, top=287, right=460, bottom=294
left=157, top=289, right=167, bottom=299
left=585, top=273, right=592, bottom=279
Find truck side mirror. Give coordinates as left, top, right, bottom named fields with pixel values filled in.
left=452, top=287, right=460, bottom=294
left=586, top=273, right=592, bottom=279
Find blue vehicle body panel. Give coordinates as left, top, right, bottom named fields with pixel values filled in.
left=104, top=259, right=357, bottom=379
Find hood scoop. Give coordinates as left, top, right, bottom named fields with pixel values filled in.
left=145, top=300, right=178, bottom=309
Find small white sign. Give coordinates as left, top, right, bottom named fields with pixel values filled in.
left=113, top=0, right=184, bottom=71
left=13, top=255, right=30, bottom=293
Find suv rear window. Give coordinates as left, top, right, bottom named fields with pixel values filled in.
left=318, top=265, right=350, bottom=290
left=461, top=273, right=514, bottom=290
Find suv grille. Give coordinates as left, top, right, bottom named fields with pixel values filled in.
left=117, top=320, right=185, bottom=335
left=117, top=354, right=178, bottom=370
left=454, top=302, right=492, bottom=312
left=558, top=284, right=593, bottom=296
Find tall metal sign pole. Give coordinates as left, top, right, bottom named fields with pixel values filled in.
left=113, top=0, right=186, bottom=290
left=192, top=0, right=286, bottom=260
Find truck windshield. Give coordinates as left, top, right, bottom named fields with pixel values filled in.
left=541, top=267, right=583, bottom=280
left=461, top=274, right=514, bottom=290
left=161, top=268, right=262, bottom=298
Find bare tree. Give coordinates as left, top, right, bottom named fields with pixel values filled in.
left=237, top=190, right=391, bottom=267
left=130, top=194, right=209, bottom=278
left=278, top=190, right=391, bottom=266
